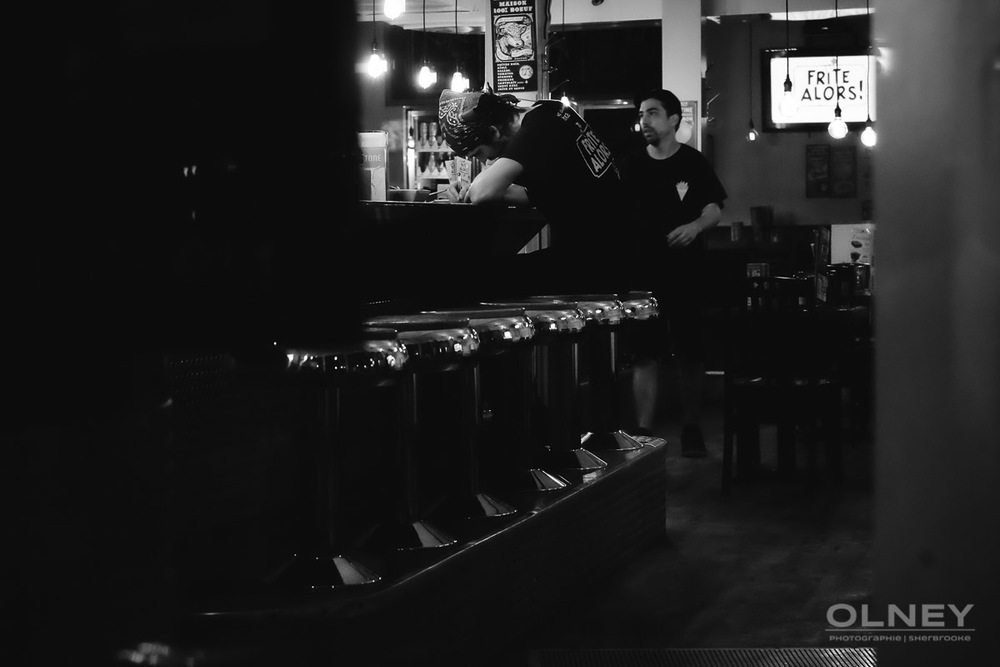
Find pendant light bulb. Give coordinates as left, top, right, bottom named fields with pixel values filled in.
left=367, top=1, right=387, bottom=79
left=384, top=0, right=405, bottom=20
left=828, top=106, right=849, bottom=139
left=860, top=0, right=875, bottom=148
left=779, top=76, right=796, bottom=117
left=745, top=21, right=757, bottom=143
left=418, top=63, right=437, bottom=89
left=560, top=94, right=571, bottom=107
left=860, top=118, right=877, bottom=147
left=450, top=69, right=469, bottom=92
left=415, top=0, right=436, bottom=90
left=675, top=120, right=693, bottom=145
left=448, top=0, right=467, bottom=92
left=368, top=50, right=388, bottom=78
left=779, top=1, right=795, bottom=118
left=827, top=1, right=848, bottom=139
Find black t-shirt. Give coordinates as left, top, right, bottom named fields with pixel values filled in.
left=504, top=100, right=626, bottom=255
left=618, top=143, right=727, bottom=257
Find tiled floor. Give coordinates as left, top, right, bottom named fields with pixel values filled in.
left=488, top=398, right=875, bottom=665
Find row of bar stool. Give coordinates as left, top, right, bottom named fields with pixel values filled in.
left=276, top=291, right=658, bottom=591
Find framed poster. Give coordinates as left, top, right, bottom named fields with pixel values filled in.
left=830, top=145, right=858, bottom=199
left=490, top=0, right=538, bottom=94
left=806, top=144, right=831, bottom=198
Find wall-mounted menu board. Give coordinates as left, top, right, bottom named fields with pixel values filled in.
left=806, top=144, right=857, bottom=199
left=806, top=144, right=831, bottom=198
left=490, top=0, right=538, bottom=94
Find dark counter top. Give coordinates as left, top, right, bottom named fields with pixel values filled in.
left=349, top=201, right=548, bottom=306
left=358, top=201, right=547, bottom=257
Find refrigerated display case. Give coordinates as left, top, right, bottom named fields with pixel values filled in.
left=404, top=107, right=482, bottom=191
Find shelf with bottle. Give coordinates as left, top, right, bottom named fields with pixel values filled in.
left=416, top=150, right=450, bottom=180
left=415, top=143, right=453, bottom=154
left=414, top=120, right=454, bottom=153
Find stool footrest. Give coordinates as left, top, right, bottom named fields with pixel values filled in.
left=433, top=492, right=519, bottom=520
left=276, top=553, right=382, bottom=590
left=373, top=520, right=458, bottom=551
left=583, top=430, right=645, bottom=452
left=541, top=447, right=608, bottom=472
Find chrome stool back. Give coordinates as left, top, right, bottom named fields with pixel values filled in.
left=278, top=332, right=408, bottom=589
left=484, top=299, right=605, bottom=473
left=422, top=306, right=560, bottom=494
left=530, top=295, right=643, bottom=452
left=365, top=312, right=516, bottom=531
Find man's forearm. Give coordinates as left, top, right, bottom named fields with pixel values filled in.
left=693, top=203, right=722, bottom=233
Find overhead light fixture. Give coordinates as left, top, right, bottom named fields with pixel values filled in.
left=828, top=105, right=849, bottom=139
left=416, top=0, right=437, bottom=89
left=449, top=0, right=469, bottom=91
left=384, top=0, right=405, bottom=20
left=860, top=116, right=876, bottom=146
left=860, top=0, right=877, bottom=147
left=778, top=0, right=796, bottom=117
left=450, top=71, right=469, bottom=92
left=675, top=120, right=693, bottom=145
left=746, top=20, right=758, bottom=142
left=418, top=64, right=438, bottom=89
left=367, top=1, right=387, bottom=78
left=860, top=120, right=876, bottom=146
left=827, top=0, right=849, bottom=139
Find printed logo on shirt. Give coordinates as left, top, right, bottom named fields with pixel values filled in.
left=576, top=126, right=614, bottom=178
left=676, top=181, right=689, bottom=201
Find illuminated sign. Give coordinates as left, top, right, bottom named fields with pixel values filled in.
left=764, top=51, right=877, bottom=130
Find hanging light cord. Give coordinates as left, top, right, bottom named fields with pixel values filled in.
left=748, top=21, right=753, bottom=114
left=834, top=0, right=840, bottom=109
left=562, top=0, right=567, bottom=94
left=865, top=0, right=871, bottom=120
left=422, top=0, right=428, bottom=65
left=785, top=0, right=790, bottom=82
left=371, top=1, right=377, bottom=50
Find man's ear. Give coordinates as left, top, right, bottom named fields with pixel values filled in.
left=488, top=125, right=502, bottom=141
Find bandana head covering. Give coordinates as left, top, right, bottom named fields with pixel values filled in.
left=438, top=85, right=523, bottom=157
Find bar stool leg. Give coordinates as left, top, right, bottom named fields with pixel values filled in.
left=538, top=335, right=608, bottom=473
left=372, top=373, right=458, bottom=551
left=278, top=382, right=380, bottom=590
left=513, top=346, right=571, bottom=491
left=480, top=344, right=569, bottom=493
left=430, top=360, right=519, bottom=521
left=581, top=327, right=644, bottom=452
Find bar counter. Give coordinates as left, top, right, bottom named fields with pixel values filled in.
left=348, top=200, right=549, bottom=308
left=358, top=200, right=547, bottom=256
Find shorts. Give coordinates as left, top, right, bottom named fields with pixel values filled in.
left=623, top=248, right=708, bottom=364
left=623, top=303, right=706, bottom=364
